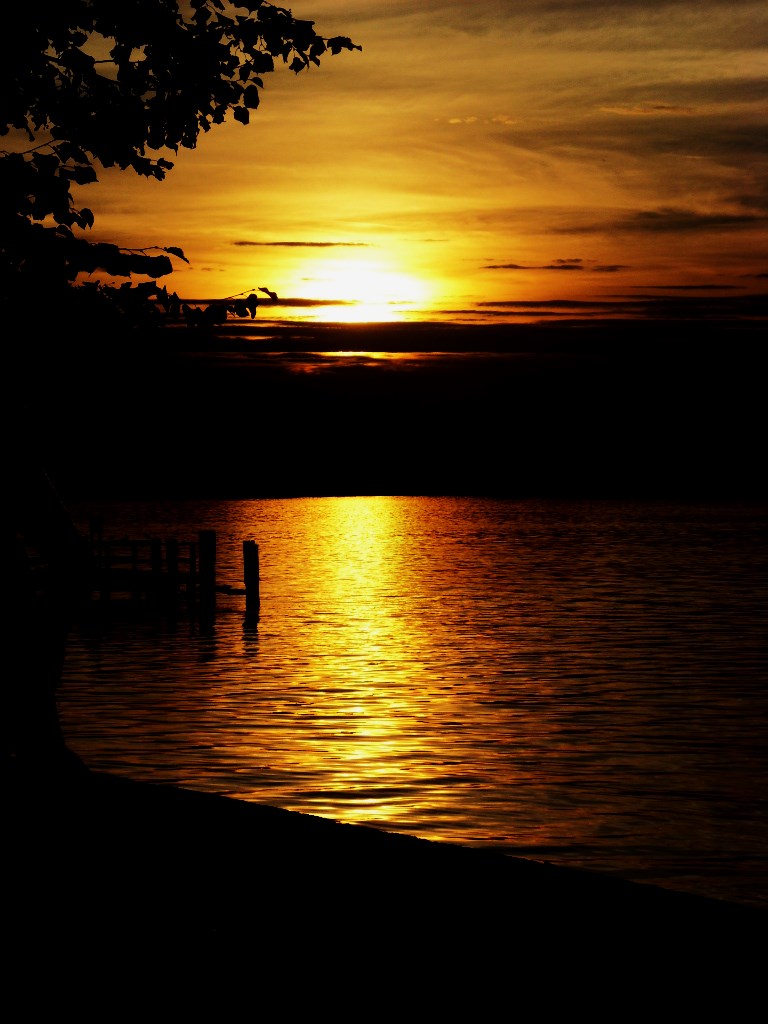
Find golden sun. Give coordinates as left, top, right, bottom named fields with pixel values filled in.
left=296, top=258, right=432, bottom=322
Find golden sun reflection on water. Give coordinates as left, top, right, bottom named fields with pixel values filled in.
left=282, top=498, right=427, bottom=824
left=210, top=496, right=476, bottom=831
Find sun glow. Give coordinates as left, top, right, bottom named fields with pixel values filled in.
left=293, top=257, right=433, bottom=323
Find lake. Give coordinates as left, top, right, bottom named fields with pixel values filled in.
left=59, top=495, right=768, bottom=910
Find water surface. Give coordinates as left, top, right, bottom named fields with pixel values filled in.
left=60, top=497, right=768, bottom=908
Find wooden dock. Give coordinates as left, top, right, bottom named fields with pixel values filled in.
left=85, top=524, right=260, bottom=620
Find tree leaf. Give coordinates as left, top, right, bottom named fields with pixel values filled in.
left=162, top=246, right=189, bottom=263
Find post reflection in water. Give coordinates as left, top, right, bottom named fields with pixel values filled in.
left=60, top=496, right=768, bottom=907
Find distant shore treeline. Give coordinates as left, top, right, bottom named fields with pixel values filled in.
left=154, top=315, right=765, bottom=353
left=14, top=318, right=766, bottom=502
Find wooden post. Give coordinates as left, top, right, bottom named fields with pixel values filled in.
left=90, top=514, right=104, bottom=570
left=243, top=540, right=260, bottom=618
left=166, top=538, right=179, bottom=603
left=188, top=541, right=198, bottom=601
left=150, top=538, right=163, bottom=603
left=199, top=530, right=216, bottom=615
left=100, top=540, right=111, bottom=603
left=130, top=541, right=140, bottom=602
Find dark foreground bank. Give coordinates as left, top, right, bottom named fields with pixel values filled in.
left=6, top=766, right=765, bottom=1012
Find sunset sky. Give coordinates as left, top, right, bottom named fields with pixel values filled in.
left=76, top=0, right=767, bottom=324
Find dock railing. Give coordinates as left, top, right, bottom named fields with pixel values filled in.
left=85, top=522, right=260, bottom=619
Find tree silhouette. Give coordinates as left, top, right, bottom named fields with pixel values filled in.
left=0, top=1, right=361, bottom=329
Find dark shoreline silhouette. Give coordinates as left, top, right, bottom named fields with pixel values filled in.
left=7, top=766, right=765, bottom=1006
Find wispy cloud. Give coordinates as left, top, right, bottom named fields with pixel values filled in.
left=599, top=103, right=695, bottom=116
left=613, top=209, right=764, bottom=233
left=233, top=240, right=370, bottom=247
left=484, top=259, right=629, bottom=271
left=640, top=283, right=741, bottom=290
left=475, top=292, right=767, bottom=319
left=553, top=208, right=765, bottom=234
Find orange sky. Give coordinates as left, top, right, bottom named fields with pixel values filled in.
left=72, top=1, right=767, bottom=323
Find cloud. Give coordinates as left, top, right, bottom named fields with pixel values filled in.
left=233, top=240, right=370, bottom=247
left=500, top=0, right=768, bottom=48
left=478, top=299, right=612, bottom=308
left=280, top=297, right=355, bottom=307
left=620, top=208, right=764, bottom=232
left=493, top=105, right=768, bottom=167
left=178, top=296, right=354, bottom=307
left=354, top=0, right=766, bottom=44
left=437, top=114, right=518, bottom=127
left=475, top=292, right=768, bottom=319
left=639, top=283, right=740, bottom=290
left=482, top=263, right=529, bottom=270
left=483, top=264, right=585, bottom=270
left=483, top=260, right=583, bottom=270
left=599, top=103, right=695, bottom=116
left=553, top=207, right=765, bottom=234
left=483, top=258, right=628, bottom=272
